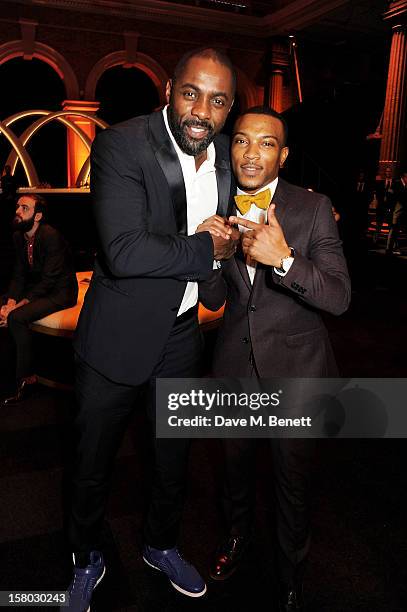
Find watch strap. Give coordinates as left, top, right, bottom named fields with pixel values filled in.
left=275, top=246, right=295, bottom=273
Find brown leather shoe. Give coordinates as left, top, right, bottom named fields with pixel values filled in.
left=1, top=379, right=37, bottom=406
left=209, top=535, right=248, bottom=581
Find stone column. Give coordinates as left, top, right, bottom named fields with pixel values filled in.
left=379, top=2, right=407, bottom=175
left=265, top=39, right=289, bottom=112
left=62, top=100, right=100, bottom=187
left=270, top=68, right=284, bottom=113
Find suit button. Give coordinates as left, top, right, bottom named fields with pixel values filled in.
left=242, top=337, right=249, bottom=344
left=249, top=305, right=256, bottom=312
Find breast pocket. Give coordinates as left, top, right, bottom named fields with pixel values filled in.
left=286, top=327, right=326, bottom=347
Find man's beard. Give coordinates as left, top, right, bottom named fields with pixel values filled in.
left=237, top=178, right=266, bottom=194
left=167, top=104, right=216, bottom=157
left=12, top=215, right=35, bottom=233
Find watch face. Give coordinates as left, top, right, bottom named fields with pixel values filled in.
left=282, top=256, right=294, bottom=272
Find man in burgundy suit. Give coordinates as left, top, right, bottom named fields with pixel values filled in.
left=200, top=107, right=350, bottom=611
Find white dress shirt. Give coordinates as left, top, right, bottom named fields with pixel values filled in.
left=236, top=178, right=283, bottom=283
left=162, top=107, right=218, bottom=315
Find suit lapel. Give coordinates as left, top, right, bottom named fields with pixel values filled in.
left=215, top=163, right=230, bottom=217
left=233, top=179, right=292, bottom=292
left=32, top=224, right=43, bottom=263
left=252, top=178, right=291, bottom=292
left=229, top=203, right=252, bottom=292
left=148, top=111, right=187, bottom=235
left=214, top=137, right=233, bottom=217
left=236, top=240, right=252, bottom=292
left=270, top=178, right=291, bottom=230
left=215, top=141, right=252, bottom=291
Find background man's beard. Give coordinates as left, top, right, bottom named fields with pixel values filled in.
left=12, top=216, right=35, bottom=232
left=168, top=106, right=215, bottom=156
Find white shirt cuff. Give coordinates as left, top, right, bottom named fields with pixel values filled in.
left=273, top=257, right=294, bottom=276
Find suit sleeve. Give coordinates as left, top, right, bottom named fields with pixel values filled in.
left=7, top=235, right=25, bottom=302
left=91, top=128, right=214, bottom=281
left=273, top=195, right=351, bottom=316
left=198, top=269, right=227, bottom=311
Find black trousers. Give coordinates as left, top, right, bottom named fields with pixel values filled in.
left=386, top=201, right=404, bottom=252
left=7, top=297, right=65, bottom=379
left=220, top=359, right=314, bottom=584
left=222, top=437, right=314, bottom=583
left=68, top=310, right=202, bottom=555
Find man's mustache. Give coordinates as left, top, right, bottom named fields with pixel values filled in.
left=182, top=119, right=214, bottom=131
left=241, top=163, right=263, bottom=170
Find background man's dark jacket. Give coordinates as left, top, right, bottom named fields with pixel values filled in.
left=7, top=223, right=78, bottom=307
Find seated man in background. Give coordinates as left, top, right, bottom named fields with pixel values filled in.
left=0, top=194, right=78, bottom=404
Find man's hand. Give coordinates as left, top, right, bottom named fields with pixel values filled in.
left=0, top=299, right=17, bottom=326
left=229, top=204, right=290, bottom=267
left=212, top=226, right=240, bottom=260
left=196, top=215, right=240, bottom=261
left=196, top=215, right=233, bottom=240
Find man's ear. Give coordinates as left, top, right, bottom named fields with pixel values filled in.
left=280, top=146, right=289, bottom=168
left=34, top=211, right=43, bottom=223
left=165, top=79, right=172, bottom=105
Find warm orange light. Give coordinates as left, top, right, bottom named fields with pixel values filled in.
left=0, top=120, right=39, bottom=186
left=62, top=101, right=101, bottom=187
left=3, top=108, right=107, bottom=187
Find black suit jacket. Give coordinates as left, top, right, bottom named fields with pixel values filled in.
left=7, top=223, right=78, bottom=307
left=200, top=179, right=351, bottom=377
left=351, top=179, right=371, bottom=206
left=394, top=178, right=407, bottom=206
left=375, top=178, right=397, bottom=211
left=74, top=111, right=233, bottom=385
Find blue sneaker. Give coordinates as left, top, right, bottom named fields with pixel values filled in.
left=143, top=545, right=206, bottom=597
left=64, top=551, right=105, bottom=612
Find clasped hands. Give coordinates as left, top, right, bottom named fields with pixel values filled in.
left=0, top=300, right=15, bottom=327
left=0, top=299, right=28, bottom=327
left=196, top=204, right=290, bottom=267
left=196, top=215, right=240, bottom=261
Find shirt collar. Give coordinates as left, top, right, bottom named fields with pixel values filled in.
left=24, top=226, right=38, bottom=242
left=162, top=106, right=216, bottom=171
left=237, top=176, right=279, bottom=201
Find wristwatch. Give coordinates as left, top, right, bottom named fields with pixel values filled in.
left=275, top=247, right=295, bottom=274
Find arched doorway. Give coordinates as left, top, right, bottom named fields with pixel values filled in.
left=0, top=57, right=67, bottom=186
left=95, top=65, right=161, bottom=125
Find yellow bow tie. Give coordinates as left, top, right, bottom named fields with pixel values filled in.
left=234, top=188, right=271, bottom=216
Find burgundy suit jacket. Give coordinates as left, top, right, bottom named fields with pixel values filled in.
left=199, top=178, right=351, bottom=377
